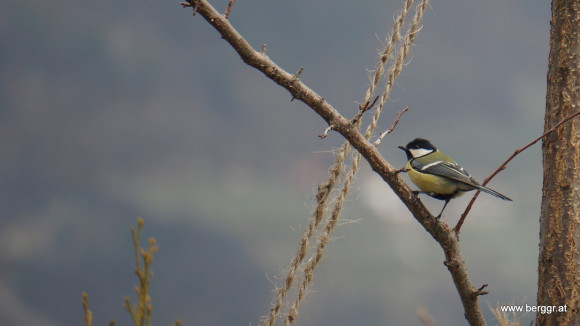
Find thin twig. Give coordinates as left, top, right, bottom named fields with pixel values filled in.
left=474, top=283, right=489, bottom=296
left=317, top=125, right=333, bottom=139
left=351, top=96, right=380, bottom=124
left=374, top=106, right=410, bottom=145
left=454, top=110, right=580, bottom=234
left=293, top=67, right=304, bottom=79
left=223, top=0, right=235, bottom=19
left=395, top=167, right=410, bottom=174
left=180, top=1, right=199, bottom=15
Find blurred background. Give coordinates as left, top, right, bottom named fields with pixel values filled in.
left=1, top=0, right=549, bottom=325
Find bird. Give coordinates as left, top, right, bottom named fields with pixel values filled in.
left=398, top=138, right=512, bottom=218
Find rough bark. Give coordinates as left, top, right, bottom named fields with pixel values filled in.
left=537, top=0, right=580, bottom=325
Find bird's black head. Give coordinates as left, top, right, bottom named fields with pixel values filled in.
left=398, top=138, right=437, bottom=159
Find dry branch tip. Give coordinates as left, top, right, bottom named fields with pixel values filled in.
left=318, top=126, right=334, bottom=139
left=474, top=283, right=489, bottom=297
left=351, top=95, right=380, bottom=124
left=223, top=0, right=236, bottom=19
left=180, top=0, right=200, bottom=15
left=374, top=106, right=410, bottom=146
left=293, top=67, right=304, bottom=79
left=395, top=167, right=409, bottom=174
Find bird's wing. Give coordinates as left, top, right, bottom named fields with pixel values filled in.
left=412, top=160, right=480, bottom=188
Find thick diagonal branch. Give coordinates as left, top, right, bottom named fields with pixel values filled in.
left=184, top=1, right=487, bottom=324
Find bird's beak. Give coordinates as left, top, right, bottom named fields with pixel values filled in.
left=397, top=146, right=413, bottom=160
left=398, top=145, right=412, bottom=160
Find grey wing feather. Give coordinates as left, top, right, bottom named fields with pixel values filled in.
left=411, top=160, right=513, bottom=201
left=413, top=161, right=480, bottom=187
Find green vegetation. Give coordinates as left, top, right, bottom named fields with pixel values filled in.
left=82, top=218, right=181, bottom=326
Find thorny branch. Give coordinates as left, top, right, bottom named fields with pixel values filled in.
left=180, top=0, right=488, bottom=324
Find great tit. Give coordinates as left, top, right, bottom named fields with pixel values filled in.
left=398, top=138, right=512, bottom=218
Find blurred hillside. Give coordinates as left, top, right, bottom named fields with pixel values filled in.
left=1, top=1, right=549, bottom=325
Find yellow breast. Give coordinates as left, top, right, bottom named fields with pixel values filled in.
left=406, top=162, right=465, bottom=198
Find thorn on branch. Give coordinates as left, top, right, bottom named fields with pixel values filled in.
left=374, top=106, right=410, bottom=146
left=351, top=96, right=380, bottom=124
left=261, top=43, right=267, bottom=55
left=474, top=284, right=489, bottom=297
left=318, top=125, right=334, bottom=139
left=223, top=0, right=235, bottom=19
left=293, top=67, right=304, bottom=79
left=289, top=68, right=304, bottom=102
left=180, top=1, right=199, bottom=15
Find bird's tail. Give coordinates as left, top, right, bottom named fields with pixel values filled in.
left=477, top=185, right=512, bottom=201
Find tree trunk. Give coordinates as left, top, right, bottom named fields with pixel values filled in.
left=537, top=1, right=579, bottom=325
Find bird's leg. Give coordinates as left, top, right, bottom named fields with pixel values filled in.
left=436, top=199, right=450, bottom=219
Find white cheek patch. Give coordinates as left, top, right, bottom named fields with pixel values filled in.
left=409, top=148, right=433, bottom=158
